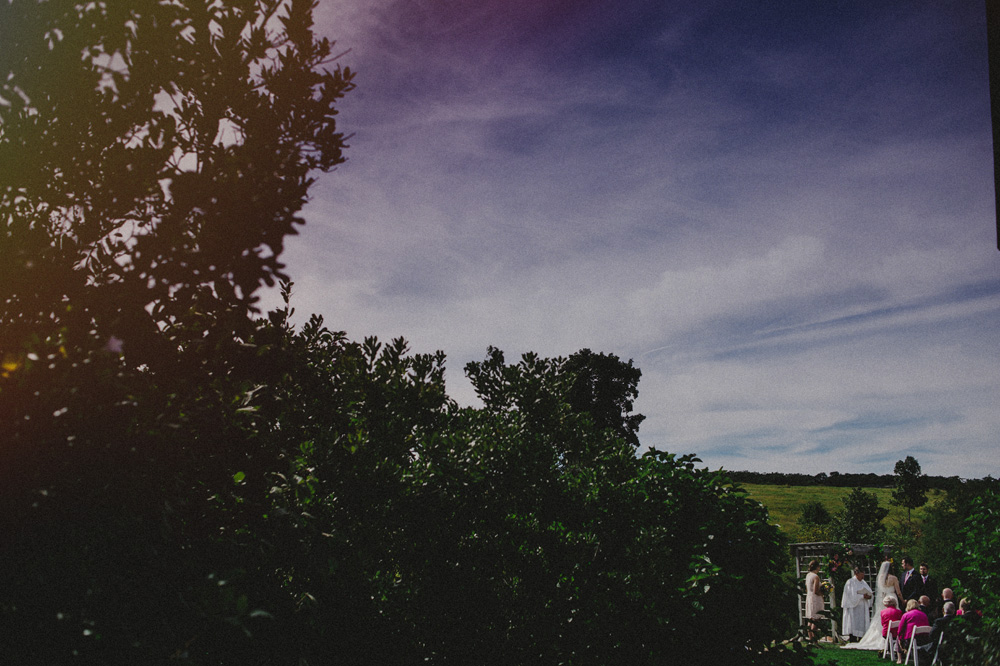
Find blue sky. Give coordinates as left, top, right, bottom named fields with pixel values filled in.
left=264, top=0, right=1000, bottom=478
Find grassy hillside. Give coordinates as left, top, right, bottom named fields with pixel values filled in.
left=738, top=483, right=945, bottom=541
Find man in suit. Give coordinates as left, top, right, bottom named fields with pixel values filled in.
left=918, top=601, right=955, bottom=665
left=914, top=563, right=938, bottom=613
left=901, top=557, right=918, bottom=601
left=935, top=587, right=956, bottom=618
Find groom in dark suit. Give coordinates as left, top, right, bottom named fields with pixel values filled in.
left=901, top=557, right=918, bottom=601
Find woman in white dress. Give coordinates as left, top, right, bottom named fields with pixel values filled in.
left=882, top=560, right=903, bottom=608
left=842, top=560, right=893, bottom=650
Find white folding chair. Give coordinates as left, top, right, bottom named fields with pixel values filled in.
left=884, top=620, right=900, bottom=660
left=904, top=625, right=932, bottom=665
left=931, top=630, right=945, bottom=665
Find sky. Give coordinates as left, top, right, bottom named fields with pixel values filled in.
left=263, top=0, right=1000, bottom=479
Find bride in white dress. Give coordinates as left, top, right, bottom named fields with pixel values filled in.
left=842, top=560, right=892, bottom=650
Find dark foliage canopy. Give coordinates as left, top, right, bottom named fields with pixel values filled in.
left=563, top=348, right=645, bottom=447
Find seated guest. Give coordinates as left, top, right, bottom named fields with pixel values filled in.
left=918, top=601, right=955, bottom=665
left=936, top=587, right=956, bottom=617
left=882, top=595, right=903, bottom=637
left=881, top=595, right=903, bottom=657
left=897, top=599, right=930, bottom=664
left=957, top=597, right=982, bottom=620
left=918, top=594, right=935, bottom=622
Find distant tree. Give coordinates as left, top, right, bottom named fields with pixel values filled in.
left=797, top=500, right=834, bottom=542
left=891, top=456, right=928, bottom=528
left=832, top=487, right=889, bottom=543
left=801, top=500, right=832, bottom=526
left=563, top=348, right=645, bottom=447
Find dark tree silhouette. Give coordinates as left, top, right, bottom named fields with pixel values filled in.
left=0, top=1, right=353, bottom=661
left=891, top=455, right=928, bottom=528
left=564, top=348, right=645, bottom=447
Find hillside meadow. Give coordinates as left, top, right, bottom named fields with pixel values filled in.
left=738, top=483, right=945, bottom=540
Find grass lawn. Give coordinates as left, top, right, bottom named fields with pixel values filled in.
left=809, top=643, right=888, bottom=665
left=739, top=483, right=945, bottom=538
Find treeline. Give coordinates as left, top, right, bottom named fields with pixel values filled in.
left=728, top=470, right=991, bottom=491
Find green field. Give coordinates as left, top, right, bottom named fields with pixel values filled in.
left=738, top=483, right=945, bottom=540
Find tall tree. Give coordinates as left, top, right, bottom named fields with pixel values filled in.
left=833, top=487, right=889, bottom=544
left=0, top=1, right=353, bottom=661
left=891, top=455, right=928, bottom=528
left=1, top=0, right=353, bottom=369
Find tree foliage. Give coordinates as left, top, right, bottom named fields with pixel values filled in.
left=0, top=0, right=353, bottom=661
left=942, top=489, right=1000, bottom=665
left=1, top=0, right=353, bottom=368
left=890, top=455, right=928, bottom=526
left=832, top=487, right=888, bottom=544
left=562, top=348, right=645, bottom=447
left=916, top=476, right=999, bottom=586
left=212, top=326, right=813, bottom=665
left=800, top=500, right=832, bottom=527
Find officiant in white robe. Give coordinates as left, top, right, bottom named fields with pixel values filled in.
left=841, top=568, right=873, bottom=640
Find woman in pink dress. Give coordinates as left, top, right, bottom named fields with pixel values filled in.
left=804, top=559, right=824, bottom=640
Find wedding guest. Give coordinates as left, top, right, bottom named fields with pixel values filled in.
left=897, top=598, right=930, bottom=663
left=881, top=595, right=903, bottom=639
left=804, top=559, right=824, bottom=640
left=918, top=601, right=955, bottom=665
left=957, top=597, right=982, bottom=620
left=841, top=567, right=873, bottom=642
left=918, top=594, right=934, bottom=617
left=881, top=595, right=903, bottom=657
left=900, top=557, right=918, bottom=601
left=913, top=563, right=937, bottom=607
left=956, top=597, right=970, bottom=616
left=935, top=588, right=956, bottom=618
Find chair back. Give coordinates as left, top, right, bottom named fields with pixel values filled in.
left=905, top=626, right=932, bottom=666
left=931, top=629, right=946, bottom=666
left=883, top=620, right=900, bottom=660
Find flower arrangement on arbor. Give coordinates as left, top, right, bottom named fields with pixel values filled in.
left=824, top=544, right=854, bottom=589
